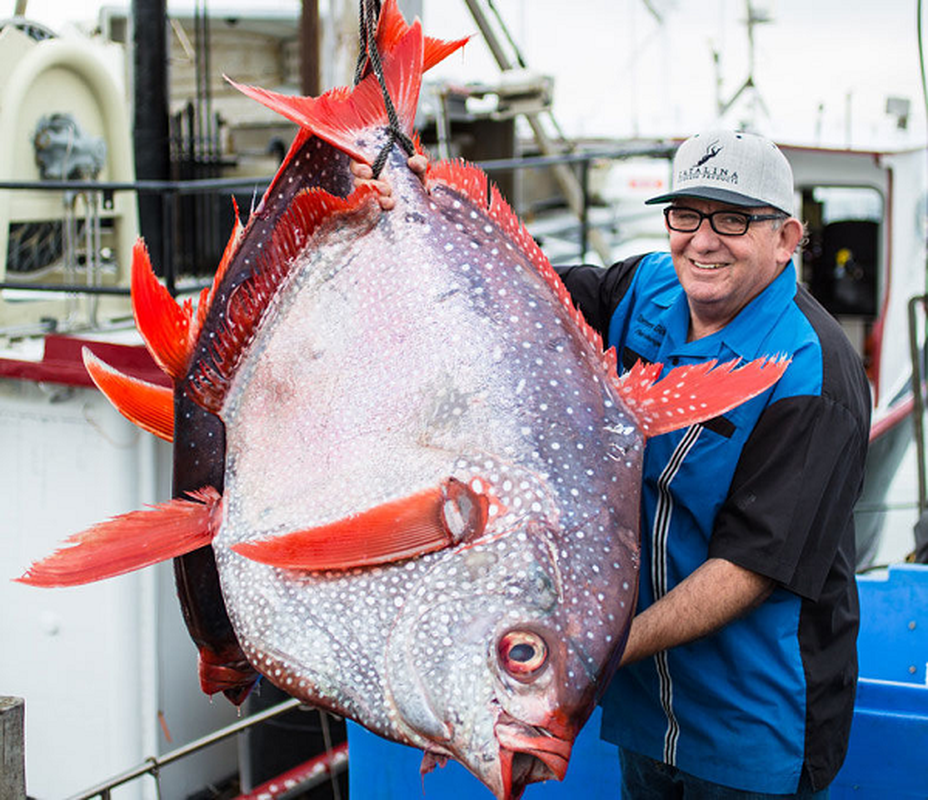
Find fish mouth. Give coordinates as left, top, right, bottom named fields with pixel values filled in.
left=495, top=714, right=573, bottom=799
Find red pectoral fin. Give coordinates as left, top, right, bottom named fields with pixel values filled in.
left=83, top=348, right=174, bottom=442
left=232, top=478, right=488, bottom=571
left=616, top=357, right=790, bottom=437
left=16, top=488, right=222, bottom=587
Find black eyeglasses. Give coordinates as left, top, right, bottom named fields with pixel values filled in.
left=664, top=206, right=787, bottom=236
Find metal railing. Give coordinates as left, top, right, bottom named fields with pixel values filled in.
left=65, top=698, right=347, bottom=800
left=0, top=175, right=271, bottom=298
left=909, top=295, right=928, bottom=517
left=0, top=143, right=675, bottom=301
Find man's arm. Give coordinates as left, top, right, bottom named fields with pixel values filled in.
left=619, top=557, right=775, bottom=666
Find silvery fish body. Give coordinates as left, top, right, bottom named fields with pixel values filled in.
left=213, top=146, right=642, bottom=797
left=18, top=8, right=788, bottom=797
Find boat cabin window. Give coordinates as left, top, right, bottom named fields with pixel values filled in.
left=800, top=186, right=882, bottom=319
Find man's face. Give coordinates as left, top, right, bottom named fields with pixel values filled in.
left=666, top=198, right=801, bottom=337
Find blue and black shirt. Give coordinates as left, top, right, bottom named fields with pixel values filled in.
left=557, top=253, right=871, bottom=793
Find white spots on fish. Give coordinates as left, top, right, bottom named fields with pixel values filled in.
left=204, top=174, right=648, bottom=755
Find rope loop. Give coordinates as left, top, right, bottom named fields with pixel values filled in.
left=353, top=0, right=417, bottom=178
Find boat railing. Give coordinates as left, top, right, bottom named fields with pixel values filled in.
left=30, top=695, right=347, bottom=800
left=0, top=144, right=675, bottom=303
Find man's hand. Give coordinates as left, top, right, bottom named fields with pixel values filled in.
left=407, top=153, right=428, bottom=177
left=351, top=154, right=429, bottom=211
left=350, top=161, right=394, bottom=210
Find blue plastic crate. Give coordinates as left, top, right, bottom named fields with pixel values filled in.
left=349, top=564, right=928, bottom=798
left=347, top=706, right=621, bottom=798
left=832, top=564, right=928, bottom=799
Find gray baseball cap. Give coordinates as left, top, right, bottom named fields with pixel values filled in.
left=646, top=129, right=795, bottom=216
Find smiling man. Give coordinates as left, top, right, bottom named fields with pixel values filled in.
left=557, top=130, right=871, bottom=799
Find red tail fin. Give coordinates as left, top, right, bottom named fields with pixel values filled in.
left=83, top=348, right=174, bottom=442
left=371, top=0, right=469, bottom=72
left=16, top=488, right=222, bottom=587
left=228, top=21, right=425, bottom=165
left=616, top=358, right=790, bottom=437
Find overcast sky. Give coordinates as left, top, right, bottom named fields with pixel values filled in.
left=11, top=0, right=927, bottom=150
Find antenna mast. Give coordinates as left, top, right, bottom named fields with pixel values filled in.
left=713, top=0, right=772, bottom=130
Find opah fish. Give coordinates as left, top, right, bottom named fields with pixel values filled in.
left=18, top=4, right=788, bottom=797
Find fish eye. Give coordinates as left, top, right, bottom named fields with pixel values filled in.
left=498, top=630, right=548, bottom=681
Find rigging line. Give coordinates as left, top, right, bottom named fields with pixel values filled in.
left=920, top=0, right=928, bottom=139
left=920, top=0, right=928, bottom=305
left=486, top=0, right=527, bottom=68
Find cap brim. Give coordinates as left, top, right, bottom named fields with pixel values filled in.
left=645, top=187, right=778, bottom=210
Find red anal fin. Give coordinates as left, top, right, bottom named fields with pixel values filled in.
left=187, top=184, right=380, bottom=415
left=232, top=478, right=488, bottom=571
left=428, top=159, right=609, bottom=364
left=427, top=159, right=489, bottom=205
left=16, top=487, right=222, bottom=587
left=616, top=357, right=791, bottom=437
left=131, top=240, right=197, bottom=380
left=227, top=21, right=424, bottom=165
left=83, top=348, right=174, bottom=442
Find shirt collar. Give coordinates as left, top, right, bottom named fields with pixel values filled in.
left=658, top=261, right=797, bottom=361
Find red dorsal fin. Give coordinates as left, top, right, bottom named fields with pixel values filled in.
left=232, top=478, right=489, bottom=571
left=187, top=185, right=380, bottom=415
left=83, top=348, right=174, bottom=442
left=616, top=357, right=790, bottom=438
left=15, top=488, right=222, bottom=587
left=227, top=21, right=424, bottom=165
left=131, top=240, right=198, bottom=381
left=196, top=200, right=244, bottom=337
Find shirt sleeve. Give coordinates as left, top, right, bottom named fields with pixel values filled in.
left=707, top=392, right=868, bottom=602
left=555, top=255, right=647, bottom=340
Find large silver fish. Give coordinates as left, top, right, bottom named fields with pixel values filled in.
left=18, top=5, right=788, bottom=797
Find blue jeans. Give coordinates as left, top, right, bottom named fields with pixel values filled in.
left=619, top=748, right=830, bottom=800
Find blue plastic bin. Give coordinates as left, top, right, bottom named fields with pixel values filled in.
left=832, top=564, right=928, bottom=798
left=349, top=564, right=928, bottom=798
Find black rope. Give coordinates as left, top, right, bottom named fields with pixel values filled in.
left=352, top=0, right=378, bottom=85
left=353, top=0, right=416, bottom=178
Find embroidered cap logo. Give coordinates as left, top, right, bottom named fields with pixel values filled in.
left=693, top=140, right=723, bottom=168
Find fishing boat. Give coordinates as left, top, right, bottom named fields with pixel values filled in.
left=0, top=2, right=926, bottom=798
